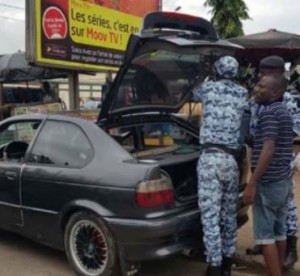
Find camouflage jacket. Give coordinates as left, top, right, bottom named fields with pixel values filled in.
left=193, top=79, right=248, bottom=148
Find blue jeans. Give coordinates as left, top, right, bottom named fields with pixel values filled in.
left=253, top=177, right=292, bottom=245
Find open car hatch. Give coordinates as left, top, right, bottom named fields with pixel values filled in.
left=99, top=12, right=243, bottom=122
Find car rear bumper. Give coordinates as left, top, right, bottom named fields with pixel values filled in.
left=104, top=205, right=249, bottom=262
left=105, top=208, right=201, bottom=262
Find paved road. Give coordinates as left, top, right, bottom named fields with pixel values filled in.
left=0, top=175, right=299, bottom=276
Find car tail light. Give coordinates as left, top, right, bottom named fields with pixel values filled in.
left=135, top=172, right=174, bottom=208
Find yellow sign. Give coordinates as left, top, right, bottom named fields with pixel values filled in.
left=29, top=0, right=159, bottom=71
left=69, top=0, right=141, bottom=50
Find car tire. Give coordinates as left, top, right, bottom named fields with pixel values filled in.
left=64, top=211, right=119, bottom=276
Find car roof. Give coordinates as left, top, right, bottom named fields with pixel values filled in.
left=1, top=113, right=94, bottom=125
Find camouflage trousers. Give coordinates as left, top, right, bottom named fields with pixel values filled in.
left=287, top=179, right=298, bottom=237
left=197, top=151, right=239, bottom=266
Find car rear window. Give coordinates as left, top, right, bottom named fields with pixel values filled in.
left=112, top=50, right=210, bottom=109
left=109, top=121, right=198, bottom=153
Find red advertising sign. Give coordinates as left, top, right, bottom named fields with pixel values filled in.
left=26, top=0, right=160, bottom=71
left=42, top=7, right=68, bottom=39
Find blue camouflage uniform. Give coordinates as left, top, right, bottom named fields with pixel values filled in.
left=283, top=92, right=300, bottom=237
left=284, top=92, right=300, bottom=135
left=249, top=91, right=300, bottom=237
left=193, top=56, right=248, bottom=266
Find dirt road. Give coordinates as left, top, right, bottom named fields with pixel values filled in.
left=232, top=173, right=300, bottom=276
left=0, top=176, right=299, bottom=276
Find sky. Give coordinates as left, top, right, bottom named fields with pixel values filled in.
left=0, top=0, right=299, bottom=54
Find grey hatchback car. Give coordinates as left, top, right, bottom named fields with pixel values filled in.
left=0, top=11, right=248, bottom=276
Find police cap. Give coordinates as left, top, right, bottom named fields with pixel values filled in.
left=259, top=55, right=285, bottom=70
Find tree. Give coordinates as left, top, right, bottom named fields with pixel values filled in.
left=204, top=0, right=251, bottom=39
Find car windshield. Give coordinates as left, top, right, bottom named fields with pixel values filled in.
left=112, top=50, right=212, bottom=109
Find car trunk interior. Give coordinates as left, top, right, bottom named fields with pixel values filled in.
left=109, top=121, right=248, bottom=205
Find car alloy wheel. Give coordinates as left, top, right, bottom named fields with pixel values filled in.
left=70, top=220, right=108, bottom=275
left=65, top=212, right=118, bottom=276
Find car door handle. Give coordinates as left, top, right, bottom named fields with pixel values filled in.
left=5, top=171, right=17, bottom=181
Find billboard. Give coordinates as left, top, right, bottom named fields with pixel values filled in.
left=26, top=0, right=160, bottom=71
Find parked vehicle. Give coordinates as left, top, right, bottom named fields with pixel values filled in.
left=80, top=97, right=102, bottom=110
left=0, top=12, right=248, bottom=276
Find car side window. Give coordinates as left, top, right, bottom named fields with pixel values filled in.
left=29, top=121, right=93, bottom=168
left=0, top=121, right=41, bottom=162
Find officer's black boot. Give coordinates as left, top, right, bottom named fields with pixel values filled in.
left=222, top=257, right=232, bottom=276
left=206, top=265, right=222, bottom=276
left=284, top=236, right=298, bottom=270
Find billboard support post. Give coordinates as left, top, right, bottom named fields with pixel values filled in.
left=68, top=72, right=80, bottom=110
left=0, top=83, right=3, bottom=119
left=159, top=0, right=163, bottom=11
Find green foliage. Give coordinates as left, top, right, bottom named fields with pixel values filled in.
left=204, top=0, right=251, bottom=39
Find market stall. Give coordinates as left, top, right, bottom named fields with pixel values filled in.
left=0, top=51, right=68, bottom=119
left=228, top=29, right=300, bottom=65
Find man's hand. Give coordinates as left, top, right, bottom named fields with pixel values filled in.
left=243, top=179, right=256, bottom=205
left=243, top=139, right=275, bottom=205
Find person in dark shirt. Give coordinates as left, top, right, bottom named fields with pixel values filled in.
left=243, top=75, right=294, bottom=276
left=246, top=56, right=299, bottom=270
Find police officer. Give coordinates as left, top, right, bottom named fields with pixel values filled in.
left=246, top=56, right=299, bottom=270
left=193, top=56, right=248, bottom=276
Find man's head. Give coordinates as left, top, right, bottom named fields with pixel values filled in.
left=213, top=56, right=239, bottom=79
left=258, top=55, right=285, bottom=79
left=254, top=75, right=287, bottom=104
